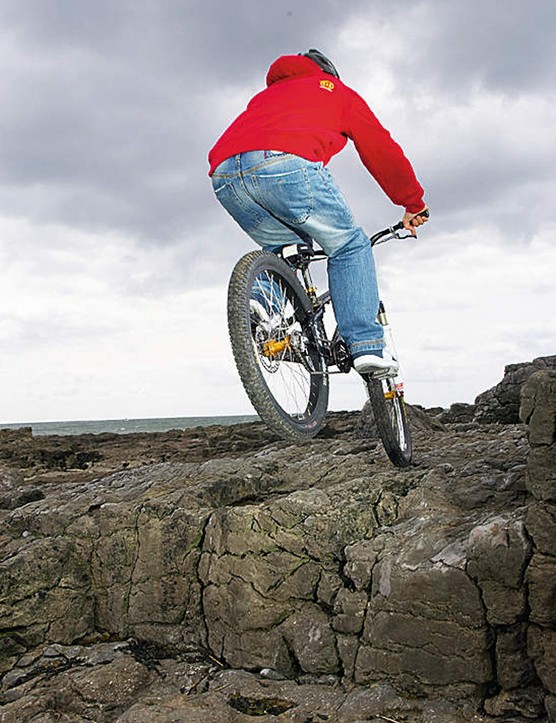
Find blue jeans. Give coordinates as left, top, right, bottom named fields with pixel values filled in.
left=211, top=151, right=384, bottom=356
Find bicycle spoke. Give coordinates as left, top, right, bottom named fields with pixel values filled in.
left=366, top=374, right=412, bottom=467
left=380, top=379, right=407, bottom=450
left=263, top=361, right=312, bottom=418
left=250, top=268, right=318, bottom=420
left=228, top=250, right=329, bottom=441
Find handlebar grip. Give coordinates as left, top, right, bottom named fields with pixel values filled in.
left=402, top=208, right=431, bottom=230
left=400, top=208, right=430, bottom=229
left=406, top=209, right=430, bottom=226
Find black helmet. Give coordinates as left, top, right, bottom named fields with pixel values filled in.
left=301, top=48, right=340, bottom=78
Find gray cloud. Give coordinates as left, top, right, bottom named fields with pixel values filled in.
left=0, top=0, right=555, bottom=252
left=1, top=0, right=555, bottom=422
left=399, top=0, right=556, bottom=95
left=0, top=0, right=352, bottom=242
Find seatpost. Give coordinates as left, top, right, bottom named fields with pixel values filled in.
left=301, top=266, right=319, bottom=306
left=280, top=243, right=320, bottom=306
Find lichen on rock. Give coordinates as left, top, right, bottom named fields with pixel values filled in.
left=1, top=358, right=555, bottom=721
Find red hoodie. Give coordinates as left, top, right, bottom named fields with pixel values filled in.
left=208, top=55, right=425, bottom=213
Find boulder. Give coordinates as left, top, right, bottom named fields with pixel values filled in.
left=474, top=354, right=556, bottom=424
left=1, top=362, right=555, bottom=721
left=520, top=370, right=556, bottom=722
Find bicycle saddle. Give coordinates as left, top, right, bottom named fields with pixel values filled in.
left=278, top=243, right=315, bottom=265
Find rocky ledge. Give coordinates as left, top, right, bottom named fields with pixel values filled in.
left=0, top=358, right=555, bottom=722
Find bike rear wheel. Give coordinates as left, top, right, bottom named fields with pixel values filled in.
left=365, top=374, right=412, bottom=468
left=228, top=250, right=329, bottom=441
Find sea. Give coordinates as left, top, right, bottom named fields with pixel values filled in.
left=0, top=415, right=259, bottom=437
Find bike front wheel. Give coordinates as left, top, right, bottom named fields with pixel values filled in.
left=365, top=374, right=412, bottom=468
left=228, top=250, right=329, bottom=442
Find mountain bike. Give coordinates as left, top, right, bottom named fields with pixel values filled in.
left=227, top=221, right=417, bottom=468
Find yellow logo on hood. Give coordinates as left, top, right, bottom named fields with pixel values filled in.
left=319, top=79, right=335, bottom=92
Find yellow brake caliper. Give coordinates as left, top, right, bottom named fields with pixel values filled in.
left=263, top=337, right=291, bottom=358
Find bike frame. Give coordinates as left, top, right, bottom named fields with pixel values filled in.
left=277, top=222, right=411, bottom=375
left=227, top=216, right=421, bottom=462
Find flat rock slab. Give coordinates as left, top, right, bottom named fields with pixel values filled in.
left=0, top=642, right=493, bottom=722
left=1, top=366, right=555, bottom=721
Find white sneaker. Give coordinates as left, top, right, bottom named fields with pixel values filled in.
left=353, top=353, right=399, bottom=377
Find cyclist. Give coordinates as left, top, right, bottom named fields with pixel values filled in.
left=209, top=49, right=429, bottom=376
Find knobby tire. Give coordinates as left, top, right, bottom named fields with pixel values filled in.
left=228, top=250, right=329, bottom=442
left=365, top=375, right=412, bottom=468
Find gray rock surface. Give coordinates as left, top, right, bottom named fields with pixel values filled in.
left=474, top=355, right=556, bottom=424
left=0, top=365, right=555, bottom=721
left=518, top=370, right=556, bottom=723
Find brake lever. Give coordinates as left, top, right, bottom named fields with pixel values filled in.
left=389, top=222, right=414, bottom=241
left=393, top=209, right=430, bottom=239
left=399, top=208, right=430, bottom=235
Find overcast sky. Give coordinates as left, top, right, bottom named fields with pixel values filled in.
left=1, top=0, right=555, bottom=423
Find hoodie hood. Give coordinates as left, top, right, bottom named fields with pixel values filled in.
left=265, top=55, right=322, bottom=87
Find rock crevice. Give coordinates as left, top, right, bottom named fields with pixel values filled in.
left=0, top=360, right=555, bottom=721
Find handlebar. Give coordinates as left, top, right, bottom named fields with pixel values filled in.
left=370, top=209, right=429, bottom=247
left=283, top=210, right=429, bottom=263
